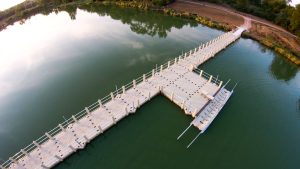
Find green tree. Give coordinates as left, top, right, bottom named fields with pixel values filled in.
left=275, top=6, right=294, bottom=27
left=290, top=4, right=300, bottom=36
left=236, top=0, right=249, bottom=9
left=152, top=0, right=174, bottom=6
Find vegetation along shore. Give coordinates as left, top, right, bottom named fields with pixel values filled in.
left=0, top=0, right=299, bottom=66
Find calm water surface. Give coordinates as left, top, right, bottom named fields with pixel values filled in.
left=0, top=4, right=299, bottom=169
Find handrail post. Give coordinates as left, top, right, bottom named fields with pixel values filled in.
left=98, top=99, right=102, bottom=107
left=133, top=80, right=136, bottom=88
left=21, top=149, right=28, bottom=156
left=110, top=92, right=114, bottom=100
left=59, top=124, right=65, bottom=132
left=9, top=157, right=17, bottom=165
left=45, top=132, right=54, bottom=140
left=122, top=86, right=126, bottom=94
left=160, top=65, right=163, bottom=73
left=208, top=75, right=212, bottom=83
left=174, top=58, right=177, bottom=64
left=167, top=61, right=170, bottom=68
left=72, top=115, right=78, bottom=123
left=143, top=74, right=146, bottom=82
left=218, top=81, right=223, bottom=88
left=85, top=107, right=90, bottom=115
left=199, top=70, right=203, bottom=77
left=33, top=141, right=41, bottom=148
left=152, top=69, right=155, bottom=77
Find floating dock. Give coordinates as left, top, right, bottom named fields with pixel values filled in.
left=1, top=27, right=245, bottom=169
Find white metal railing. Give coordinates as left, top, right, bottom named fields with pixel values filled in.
left=0, top=53, right=179, bottom=168
left=0, top=29, right=240, bottom=169
left=193, top=68, right=222, bottom=85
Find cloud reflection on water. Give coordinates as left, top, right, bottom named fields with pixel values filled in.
left=0, top=10, right=129, bottom=98
left=0, top=5, right=196, bottom=98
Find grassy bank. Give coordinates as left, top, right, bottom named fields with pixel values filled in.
left=243, top=32, right=300, bottom=65
left=162, top=8, right=231, bottom=31
left=161, top=7, right=300, bottom=66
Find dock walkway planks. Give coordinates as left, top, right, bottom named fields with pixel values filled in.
left=1, top=27, right=245, bottom=169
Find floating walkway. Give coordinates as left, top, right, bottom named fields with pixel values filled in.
left=1, top=27, right=245, bottom=169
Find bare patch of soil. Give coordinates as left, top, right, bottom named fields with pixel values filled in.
left=168, top=1, right=243, bottom=29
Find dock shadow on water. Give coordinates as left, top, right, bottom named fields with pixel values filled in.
left=0, top=2, right=300, bottom=169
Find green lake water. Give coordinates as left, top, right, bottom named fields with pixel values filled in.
left=0, top=4, right=299, bottom=169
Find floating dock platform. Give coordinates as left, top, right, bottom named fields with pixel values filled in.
left=0, top=27, right=245, bottom=169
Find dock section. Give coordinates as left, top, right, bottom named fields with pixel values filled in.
left=1, top=28, right=245, bottom=169
left=191, top=86, right=233, bottom=133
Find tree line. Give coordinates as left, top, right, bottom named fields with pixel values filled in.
left=2, top=0, right=299, bottom=37
left=200, top=0, right=300, bottom=37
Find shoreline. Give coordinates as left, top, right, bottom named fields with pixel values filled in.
left=0, top=0, right=299, bottom=66
left=167, top=0, right=300, bottom=66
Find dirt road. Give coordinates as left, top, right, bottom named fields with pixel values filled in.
left=168, top=0, right=300, bottom=65
left=176, top=0, right=297, bottom=39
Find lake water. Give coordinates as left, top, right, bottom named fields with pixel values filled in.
left=0, top=4, right=299, bottom=169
